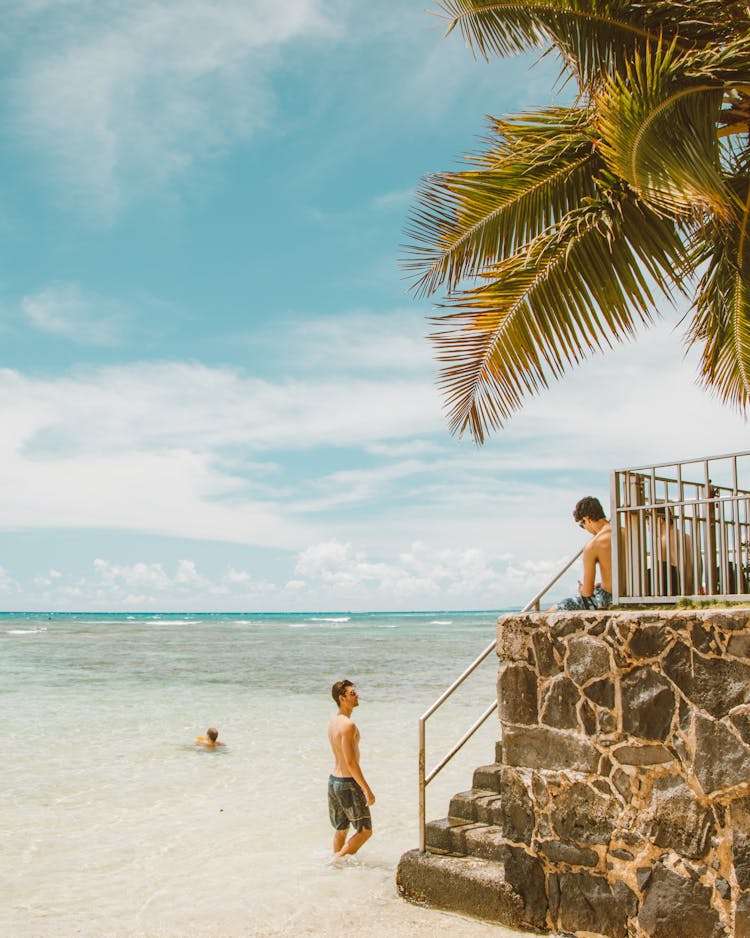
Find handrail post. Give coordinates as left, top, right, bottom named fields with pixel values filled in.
left=419, top=716, right=426, bottom=853
left=610, top=468, right=620, bottom=603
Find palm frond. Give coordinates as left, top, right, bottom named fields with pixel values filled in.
left=434, top=0, right=690, bottom=88
left=430, top=195, right=689, bottom=440
left=407, top=0, right=750, bottom=440
left=595, top=40, right=729, bottom=218
left=631, top=1, right=750, bottom=50
left=404, top=107, right=598, bottom=297
left=687, top=177, right=750, bottom=410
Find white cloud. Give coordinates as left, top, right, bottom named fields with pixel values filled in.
left=21, top=283, right=127, bottom=345
left=0, top=357, right=442, bottom=547
left=251, top=309, right=435, bottom=375
left=0, top=567, right=22, bottom=594
left=1, top=360, right=441, bottom=456
left=293, top=459, right=429, bottom=512
left=0, top=313, right=747, bottom=611
left=12, top=539, right=576, bottom=611
left=370, top=188, right=414, bottom=211
left=10, top=0, right=339, bottom=220
left=93, top=558, right=173, bottom=591
left=292, top=539, right=551, bottom=606
left=23, top=556, right=280, bottom=610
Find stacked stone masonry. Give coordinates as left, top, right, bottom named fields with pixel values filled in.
left=396, top=608, right=750, bottom=937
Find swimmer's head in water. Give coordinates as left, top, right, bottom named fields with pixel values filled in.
left=207, top=728, right=218, bottom=742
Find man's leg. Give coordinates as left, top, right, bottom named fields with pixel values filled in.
left=332, top=827, right=348, bottom=853
left=337, top=826, right=372, bottom=857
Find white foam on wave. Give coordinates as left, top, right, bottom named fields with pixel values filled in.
left=145, top=618, right=199, bottom=626
left=310, top=617, right=350, bottom=623
left=6, top=627, right=48, bottom=635
left=430, top=619, right=453, bottom=625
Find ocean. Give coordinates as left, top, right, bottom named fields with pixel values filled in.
left=1, top=610, right=527, bottom=938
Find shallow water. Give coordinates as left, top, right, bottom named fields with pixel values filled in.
left=2, top=611, right=531, bottom=937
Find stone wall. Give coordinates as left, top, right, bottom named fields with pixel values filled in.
left=397, top=608, right=750, bottom=938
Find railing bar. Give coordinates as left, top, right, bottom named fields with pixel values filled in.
left=640, top=499, right=649, bottom=598
left=705, top=465, right=716, bottom=595
left=665, top=505, right=674, bottom=596
left=611, top=468, right=621, bottom=603
left=417, top=544, right=584, bottom=851
left=623, top=493, right=742, bottom=512
left=419, top=717, right=426, bottom=852
left=419, top=547, right=583, bottom=723
left=518, top=547, right=584, bottom=614
left=419, top=640, right=497, bottom=722
left=424, top=701, right=498, bottom=786
left=615, top=449, right=750, bottom=474
left=676, top=467, right=685, bottom=595
left=720, top=499, right=729, bottom=593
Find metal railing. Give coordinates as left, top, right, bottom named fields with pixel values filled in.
left=418, top=547, right=583, bottom=852
left=612, top=450, right=750, bottom=604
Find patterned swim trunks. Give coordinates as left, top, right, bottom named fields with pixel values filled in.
left=328, top=775, right=372, bottom=832
left=556, top=585, right=612, bottom=611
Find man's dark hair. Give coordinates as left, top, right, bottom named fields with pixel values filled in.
left=332, top=679, right=353, bottom=705
left=573, top=496, right=606, bottom=523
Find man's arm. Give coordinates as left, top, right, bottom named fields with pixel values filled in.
left=341, top=723, right=375, bottom=805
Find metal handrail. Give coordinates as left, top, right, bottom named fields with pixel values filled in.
left=418, top=546, right=584, bottom=852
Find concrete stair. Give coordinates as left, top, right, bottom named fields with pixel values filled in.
left=424, top=758, right=505, bottom=854
left=399, top=744, right=550, bottom=933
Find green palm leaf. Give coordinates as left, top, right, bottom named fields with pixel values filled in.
left=436, top=0, right=678, bottom=85
left=431, top=195, right=689, bottom=439
left=631, top=1, right=750, bottom=50
left=406, top=1, right=750, bottom=441
left=405, top=107, right=598, bottom=297
left=596, top=40, right=730, bottom=217
left=688, top=177, right=750, bottom=409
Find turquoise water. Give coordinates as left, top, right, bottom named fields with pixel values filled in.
left=2, top=611, right=523, bottom=938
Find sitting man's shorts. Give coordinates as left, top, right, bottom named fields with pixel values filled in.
left=328, top=775, right=372, bottom=832
left=556, top=585, right=612, bottom=611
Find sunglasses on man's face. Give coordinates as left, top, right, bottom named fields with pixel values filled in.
left=578, top=520, right=586, bottom=529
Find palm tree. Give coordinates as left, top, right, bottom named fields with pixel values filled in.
left=405, top=0, right=750, bottom=442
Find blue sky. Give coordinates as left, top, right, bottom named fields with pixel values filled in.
left=0, top=0, right=746, bottom=612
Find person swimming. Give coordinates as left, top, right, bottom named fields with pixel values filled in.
left=195, top=727, right=225, bottom=749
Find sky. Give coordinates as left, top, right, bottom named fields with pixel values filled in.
left=0, top=0, right=747, bottom=613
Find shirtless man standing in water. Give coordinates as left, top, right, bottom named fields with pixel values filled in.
left=327, top=679, right=375, bottom=857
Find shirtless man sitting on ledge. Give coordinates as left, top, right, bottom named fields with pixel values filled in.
left=549, top=495, right=612, bottom=611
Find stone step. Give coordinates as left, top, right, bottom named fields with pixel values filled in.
left=472, top=763, right=503, bottom=792
left=424, top=817, right=489, bottom=855
left=448, top=788, right=501, bottom=822
left=397, top=848, right=547, bottom=933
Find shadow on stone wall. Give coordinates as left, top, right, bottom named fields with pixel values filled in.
left=397, top=609, right=750, bottom=938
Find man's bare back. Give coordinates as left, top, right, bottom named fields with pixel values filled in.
left=582, top=521, right=612, bottom=595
